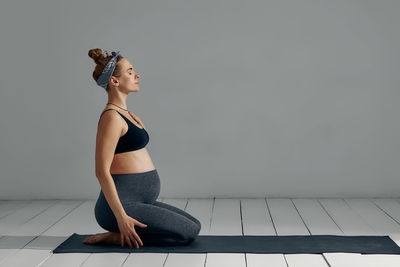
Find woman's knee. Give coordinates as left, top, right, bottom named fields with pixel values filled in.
left=95, top=207, right=119, bottom=233
left=149, top=218, right=200, bottom=244
left=193, top=217, right=201, bottom=229
left=184, top=220, right=201, bottom=243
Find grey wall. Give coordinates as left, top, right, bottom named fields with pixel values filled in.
left=0, top=0, right=399, bottom=199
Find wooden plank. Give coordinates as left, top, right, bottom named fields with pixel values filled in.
left=0, top=236, right=33, bottom=264
left=344, top=198, right=400, bottom=266
left=372, top=198, right=400, bottom=248
left=372, top=198, right=400, bottom=225
left=20, top=235, right=71, bottom=265
left=0, top=200, right=60, bottom=264
left=0, top=200, right=31, bottom=219
left=206, top=253, right=246, bottom=267
left=344, top=198, right=400, bottom=239
left=41, top=200, right=102, bottom=236
left=13, top=200, right=83, bottom=236
left=318, top=199, right=376, bottom=235
left=209, top=198, right=242, bottom=235
left=0, top=200, right=56, bottom=235
left=292, top=198, right=343, bottom=235
left=292, top=198, right=364, bottom=266
left=186, top=198, right=214, bottom=235
left=38, top=201, right=105, bottom=266
left=323, top=253, right=364, bottom=267
left=242, top=198, right=287, bottom=267
left=80, top=253, right=129, bottom=267
left=268, top=199, right=328, bottom=266
left=359, top=255, right=400, bottom=267
left=318, top=198, right=378, bottom=266
left=39, top=253, right=90, bottom=267
left=206, top=198, right=246, bottom=266
left=241, top=199, right=276, bottom=235
left=285, top=254, right=329, bottom=267
left=122, top=253, right=167, bottom=266
left=246, top=253, right=288, bottom=267
left=0, top=248, right=51, bottom=267
left=267, top=199, right=309, bottom=235
left=0, top=200, right=82, bottom=266
left=164, top=254, right=206, bottom=267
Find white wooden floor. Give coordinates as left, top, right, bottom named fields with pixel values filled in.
left=1, top=198, right=400, bottom=267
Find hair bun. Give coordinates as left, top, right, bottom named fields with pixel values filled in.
left=88, top=48, right=111, bottom=65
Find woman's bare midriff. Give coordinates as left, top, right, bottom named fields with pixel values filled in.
left=110, top=148, right=156, bottom=175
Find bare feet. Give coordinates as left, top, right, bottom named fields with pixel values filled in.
left=82, top=232, right=121, bottom=246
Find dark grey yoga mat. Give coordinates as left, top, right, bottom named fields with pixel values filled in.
left=52, top=233, right=400, bottom=254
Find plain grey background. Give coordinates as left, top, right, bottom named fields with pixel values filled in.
left=0, top=0, right=399, bottom=199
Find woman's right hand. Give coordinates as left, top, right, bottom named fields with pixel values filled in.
left=116, top=214, right=148, bottom=248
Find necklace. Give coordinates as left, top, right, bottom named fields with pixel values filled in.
left=107, top=102, right=144, bottom=129
left=107, top=102, right=128, bottom=111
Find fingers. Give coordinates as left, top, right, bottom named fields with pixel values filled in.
left=125, top=235, right=133, bottom=248
left=121, top=232, right=140, bottom=249
left=129, top=232, right=139, bottom=247
left=133, top=238, right=139, bottom=248
left=119, top=218, right=148, bottom=248
left=132, top=231, right=143, bottom=246
left=135, top=219, right=147, bottom=228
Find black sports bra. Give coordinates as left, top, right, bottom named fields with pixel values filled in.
left=98, top=109, right=149, bottom=154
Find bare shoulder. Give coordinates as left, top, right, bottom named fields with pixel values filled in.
left=97, top=109, right=123, bottom=129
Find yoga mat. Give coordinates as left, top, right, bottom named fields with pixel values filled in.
left=52, top=233, right=400, bottom=254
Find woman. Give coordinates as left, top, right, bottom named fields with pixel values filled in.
left=83, top=48, right=201, bottom=248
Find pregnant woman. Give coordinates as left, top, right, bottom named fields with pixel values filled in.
left=83, top=48, right=201, bottom=248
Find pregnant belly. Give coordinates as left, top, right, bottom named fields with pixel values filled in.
left=110, top=148, right=156, bottom=175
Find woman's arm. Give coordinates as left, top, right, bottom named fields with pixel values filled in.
left=95, top=110, right=127, bottom=220
left=95, top=172, right=127, bottom=220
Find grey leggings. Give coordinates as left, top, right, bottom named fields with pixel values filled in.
left=94, top=169, right=201, bottom=246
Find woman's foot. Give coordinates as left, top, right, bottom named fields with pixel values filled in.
left=82, top=231, right=120, bottom=246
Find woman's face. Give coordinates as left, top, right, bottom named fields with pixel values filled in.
left=113, top=58, right=140, bottom=92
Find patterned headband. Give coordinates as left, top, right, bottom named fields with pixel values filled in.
left=96, top=50, right=121, bottom=89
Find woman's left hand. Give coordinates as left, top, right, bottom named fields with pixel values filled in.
left=128, top=111, right=146, bottom=130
